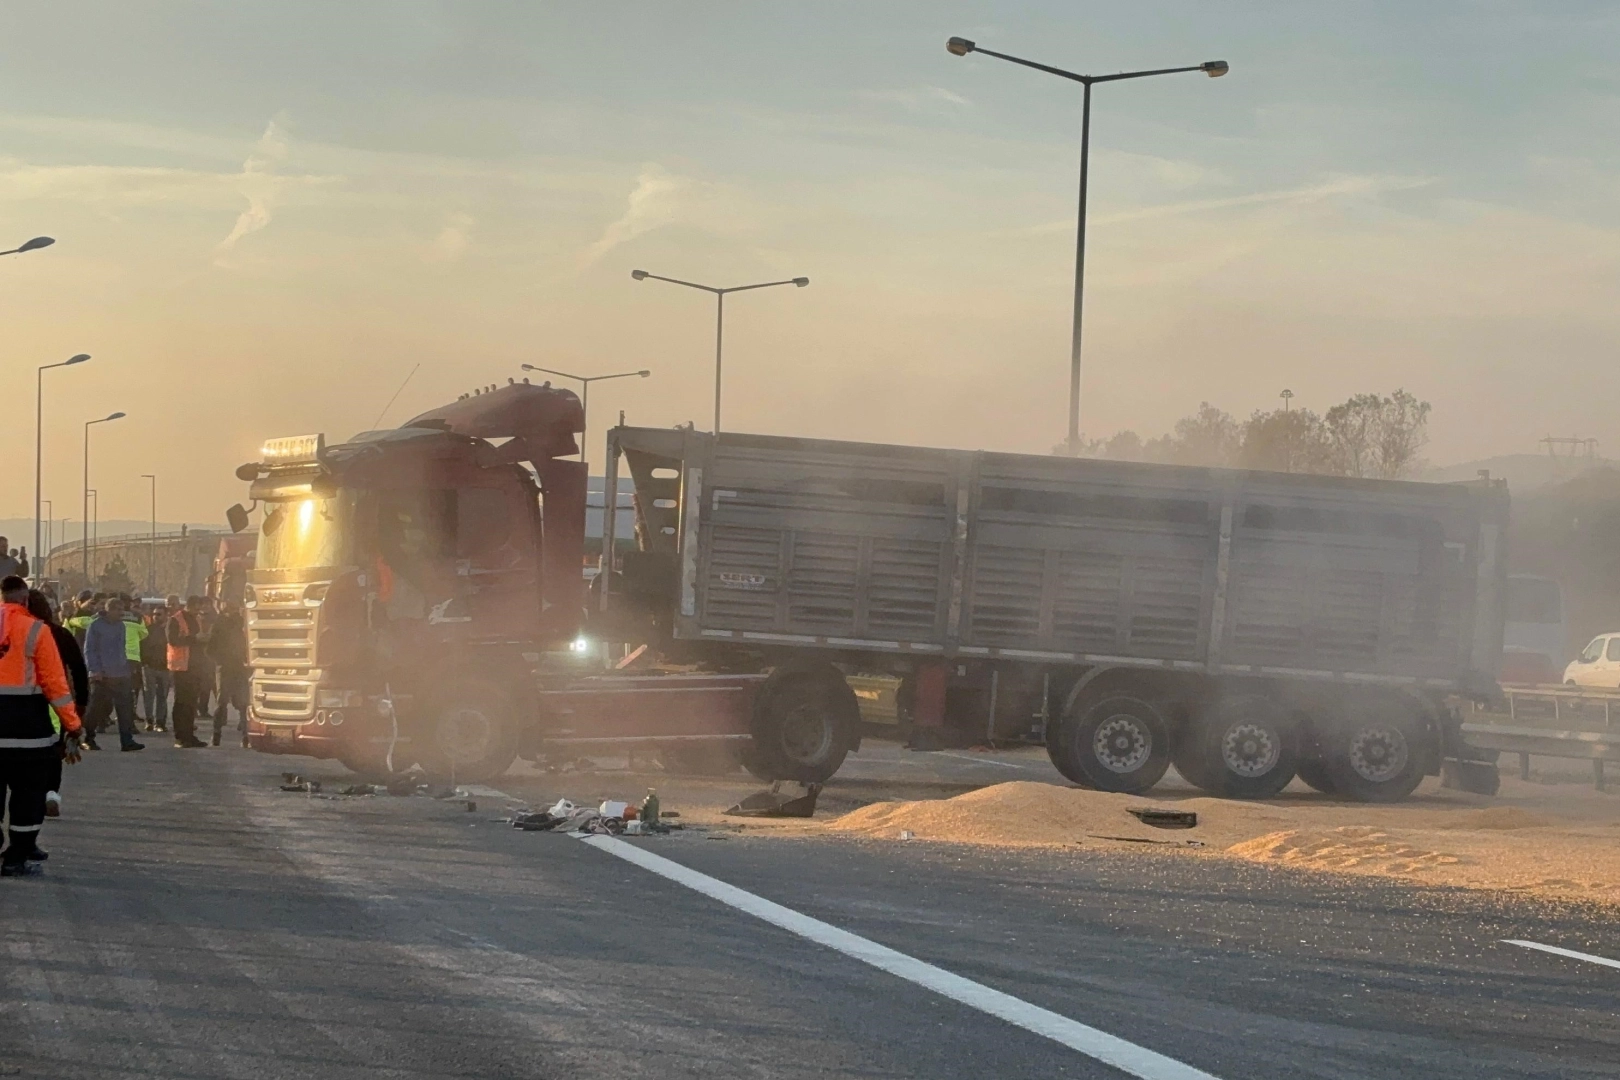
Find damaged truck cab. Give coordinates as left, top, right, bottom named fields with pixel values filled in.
left=234, top=382, right=799, bottom=781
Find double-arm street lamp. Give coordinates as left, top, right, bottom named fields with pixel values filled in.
left=36, top=353, right=91, bottom=580
left=1, top=236, right=54, bottom=257
left=83, top=412, right=126, bottom=581
left=630, top=270, right=808, bottom=434
left=946, top=37, right=1228, bottom=452
left=520, top=365, right=649, bottom=467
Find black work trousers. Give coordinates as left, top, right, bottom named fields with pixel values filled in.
left=1, top=747, right=52, bottom=864
left=87, top=676, right=139, bottom=749
left=171, top=670, right=202, bottom=745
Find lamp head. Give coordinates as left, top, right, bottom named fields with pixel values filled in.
left=630, top=269, right=649, bottom=281
left=792, top=277, right=810, bottom=287
left=106, top=411, right=126, bottom=421
left=67, top=353, right=90, bottom=365
left=520, top=363, right=538, bottom=371
left=1202, top=60, right=1229, bottom=77
left=637, top=370, right=651, bottom=377
left=946, top=37, right=976, bottom=57
left=18, top=236, right=55, bottom=252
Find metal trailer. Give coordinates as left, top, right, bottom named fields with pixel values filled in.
left=601, top=426, right=1509, bottom=801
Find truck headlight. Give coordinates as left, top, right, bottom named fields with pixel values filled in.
left=570, top=637, right=592, bottom=655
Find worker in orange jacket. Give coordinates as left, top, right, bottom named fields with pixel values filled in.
left=0, top=575, right=83, bottom=876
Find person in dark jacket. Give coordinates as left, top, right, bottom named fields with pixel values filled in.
left=140, top=604, right=170, bottom=732
left=26, top=590, right=87, bottom=824
left=207, top=599, right=249, bottom=747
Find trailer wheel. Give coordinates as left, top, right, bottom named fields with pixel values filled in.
left=1321, top=699, right=1426, bottom=803
left=1051, top=694, right=1170, bottom=794
left=1186, top=694, right=1298, bottom=799
left=746, top=670, right=855, bottom=784
left=416, top=681, right=519, bottom=784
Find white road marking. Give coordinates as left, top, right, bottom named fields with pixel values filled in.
left=936, top=751, right=1035, bottom=770
left=580, top=834, right=1221, bottom=1080
left=1503, top=939, right=1620, bottom=971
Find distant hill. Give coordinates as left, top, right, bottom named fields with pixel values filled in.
left=1419, top=454, right=1615, bottom=494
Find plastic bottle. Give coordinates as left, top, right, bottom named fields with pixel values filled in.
left=640, top=789, right=660, bottom=831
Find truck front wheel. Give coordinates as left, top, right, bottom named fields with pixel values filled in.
left=745, top=671, right=855, bottom=784
left=416, top=681, right=519, bottom=784
left=1050, top=694, right=1170, bottom=794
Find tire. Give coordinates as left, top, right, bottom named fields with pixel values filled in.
left=1186, top=694, right=1298, bottom=800
left=1050, top=694, right=1170, bottom=794
left=1321, top=699, right=1427, bottom=803
left=414, top=681, right=519, bottom=784
left=1171, top=728, right=1220, bottom=792
left=746, top=671, right=855, bottom=784
left=658, top=742, right=742, bottom=776
left=338, top=744, right=416, bottom=778
left=1295, top=757, right=1339, bottom=796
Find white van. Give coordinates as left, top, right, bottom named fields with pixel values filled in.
left=1562, top=634, right=1620, bottom=689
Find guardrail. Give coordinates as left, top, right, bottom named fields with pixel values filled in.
left=1462, top=685, right=1620, bottom=791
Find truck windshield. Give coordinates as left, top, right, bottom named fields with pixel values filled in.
left=257, top=496, right=351, bottom=570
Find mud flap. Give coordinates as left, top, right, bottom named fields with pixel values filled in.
left=1441, top=758, right=1501, bottom=796
left=725, top=782, right=822, bottom=818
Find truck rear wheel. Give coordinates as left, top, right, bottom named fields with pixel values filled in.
left=1186, top=694, right=1298, bottom=799
left=745, top=670, right=855, bottom=784
left=416, top=681, right=519, bottom=784
left=1321, top=699, right=1426, bottom=802
left=1050, top=694, right=1170, bottom=794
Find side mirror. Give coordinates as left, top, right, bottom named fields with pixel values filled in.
left=227, top=504, right=251, bottom=534
left=235, top=462, right=260, bottom=482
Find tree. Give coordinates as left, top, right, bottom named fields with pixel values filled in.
left=97, top=554, right=135, bottom=596
left=1323, top=389, right=1431, bottom=479
left=1238, top=407, right=1337, bottom=473
left=1151, top=402, right=1241, bottom=468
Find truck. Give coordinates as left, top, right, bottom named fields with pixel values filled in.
left=232, top=380, right=1507, bottom=801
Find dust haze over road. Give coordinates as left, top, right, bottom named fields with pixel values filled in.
left=5, top=742, right=1617, bottom=1080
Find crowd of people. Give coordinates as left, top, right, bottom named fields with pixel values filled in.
left=0, top=579, right=249, bottom=877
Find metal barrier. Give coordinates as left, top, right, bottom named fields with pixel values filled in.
left=1462, top=686, right=1620, bottom=791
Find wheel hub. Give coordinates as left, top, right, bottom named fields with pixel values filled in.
left=1092, top=714, right=1151, bottom=774
left=780, top=704, right=832, bottom=764
left=1221, top=722, right=1280, bottom=778
left=436, top=706, right=492, bottom=766
left=1347, top=726, right=1409, bottom=783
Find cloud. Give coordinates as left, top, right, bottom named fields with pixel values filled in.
left=214, top=114, right=292, bottom=262
left=427, top=211, right=475, bottom=262
left=858, top=86, right=971, bottom=112
left=579, top=164, right=690, bottom=266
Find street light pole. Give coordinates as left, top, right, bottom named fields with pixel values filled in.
left=83, top=411, right=126, bottom=583
left=142, top=474, right=157, bottom=595
left=520, top=366, right=651, bottom=467
left=946, top=37, right=1228, bottom=452
left=40, top=501, right=51, bottom=569
left=1, top=236, right=54, bottom=257
left=87, top=489, right=98, bottom=583
left=36, top=353, right=90, bottom=581
left=630, top=270, right=809, bottom=433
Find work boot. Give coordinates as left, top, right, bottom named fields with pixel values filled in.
left=44, top=791, right=61, bottom=818
left=0, top=860, right=41, bottom=877
left=211, top=730, right=221, bottom=746
left=24, top=848, right=47, bottom=861
left=83, top=739, right=101, bottom=751
left=121, top=741, right=146, bottom=752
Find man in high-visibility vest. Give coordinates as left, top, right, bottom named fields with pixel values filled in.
left=0, top=575, right=83, bottom=877
left=167, top=595, right=208, bottom=749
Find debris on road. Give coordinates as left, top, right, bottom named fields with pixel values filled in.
left=726, top=782, right=821, bottom=818
left=1088, top=834, right=1207, bottom=848
left=1126, top=807, right=1198, bottom=830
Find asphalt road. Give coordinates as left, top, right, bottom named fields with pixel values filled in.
left=2, top=743, right=1617, bottom=1079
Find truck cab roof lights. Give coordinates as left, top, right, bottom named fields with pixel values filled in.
left=262, top=433, right=326, bottom=465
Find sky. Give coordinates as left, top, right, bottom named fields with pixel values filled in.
left=2, top=1, right=1618, bottom=528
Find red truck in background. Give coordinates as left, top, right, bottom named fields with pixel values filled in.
left=231, top=380, right=841, bottom=782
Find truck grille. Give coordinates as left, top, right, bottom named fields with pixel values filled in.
left=247, top=590, right=322, bottom=721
